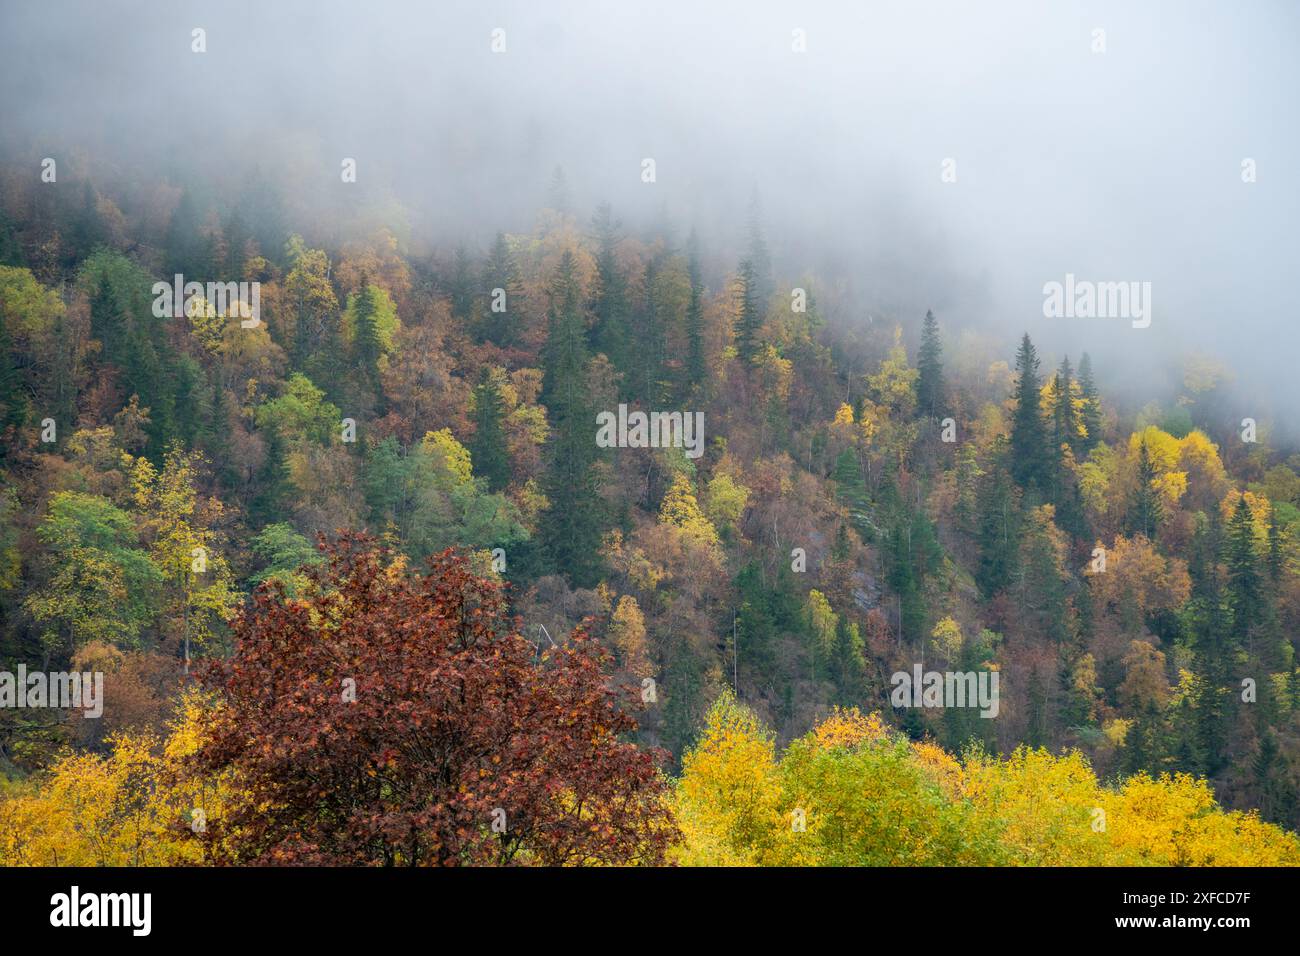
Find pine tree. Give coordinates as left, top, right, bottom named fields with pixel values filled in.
left=1189, top=512, right=1231, bottom=773
left=1226, top=495, right=1262, bottom=646
left=251, top=425, right=292, bottom=526
left=200, top=380, right=237, bottom=488
left=683, top=228, right=706, bottom=398
left=89, top=271, right=125, bottom=355
left=590, top=204, right=630, bottom=377
left=164, top=188, right=206, bottom=281
left=0, top=210, right=23, bottom=267
left=832, top=448, right=871, bottom=538
left=539, top=252, right=605, bottom=587
left=1266, top=509, right=1284, bottom=583
left=1077, top=352, right=1103, bottom=452
left=1025, top=668, right=1049, bottom=748
left=224, top=208, right=250, bottom=278
left=1009, top=333, right=1050, bottom=494
left=975, top=450, right=1019, bottom=598
left=1126, top=440, right=1164, bottom=539
left=469, top=371, right=511, bottom=492
left=68, top=181, right=105, bottom=261
left=745, top=189, right=772, bottom=301
left=350, top=282, right=384, bottom=405
left=915, top=309, right=945, bottom=419
left=0, top=307, right=28, bottom=457
left=447, top=245, right=475, bottom=323
left=481, top=232, right=522, bottom=348
left=733, top=561, right=779, bottom=679
left=734, top=258, right=763, bottom=366
left=1048, top=356, right=1089, bottom=539
left=830, top=615, right=866, bottom=706
left=1052, top=357, right=1078, bottom=456
left=633, top=255, right=667, bottom=404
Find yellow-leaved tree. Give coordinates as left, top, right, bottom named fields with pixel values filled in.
left=0, top=691, right=230, bottom=866
left=672, top=696, right=1300, bottom=867
left=671, top=690, right=794, bottom=866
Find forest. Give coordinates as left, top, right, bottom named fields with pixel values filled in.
left=0, top=150, right=1298, bottom=866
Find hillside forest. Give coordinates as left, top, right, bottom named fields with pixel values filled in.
left=1, top=163, right=1299, bottom=865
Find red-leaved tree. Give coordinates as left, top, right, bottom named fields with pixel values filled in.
left=191, top=533, right=677, bottom=865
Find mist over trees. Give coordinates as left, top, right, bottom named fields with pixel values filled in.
left=2, top=0, right=1299, bottom=867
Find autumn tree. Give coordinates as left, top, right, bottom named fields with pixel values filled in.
left=192, top=535, right=676, bottom=866
left=24, top=491, right=162, bottom=658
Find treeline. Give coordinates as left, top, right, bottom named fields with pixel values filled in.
left=3, top=542, right=1295, bottom=867
left=1, top=162, right=1299, bottom=837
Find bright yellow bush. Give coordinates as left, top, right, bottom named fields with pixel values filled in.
left=674, top=702, right=1300, bottom=867
left=0, top=691, right=229, bottom=866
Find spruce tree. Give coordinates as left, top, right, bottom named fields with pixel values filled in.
left=1226, top=494, right=1262, bottom=645
left=447, top=245, right=475, bottom=323
left=469, top=371, right=511, bottom=492
left=1052, top=357, right=1078, bottom=456
left=1189, top=512, right=1231, bottom=772
left=1077, top=352, right=1103, bottom=452
left=830, top=615, right=866, bottom=706
left=539, top=252, right=605, bottom=587
left=1009, top=333, right=1050, bottom=493
left=350, top=282, right=384, bottom=405
left=251, top=425, right=292, bottom=526
left=832, top=447, right=871, bottom=538
left=745, top=189, right=772, bottom=301
left=1126, top=440, right=1163, bottom=539
left=0, top=308, right=27, bottom=457
left=0, top=210, right=23, bottom=267
left=590, top=204, right=630, bottom=377
left=683, top=228, right=706, bottom=399
left=481, top=232, right=522, bottom=348
left=1266, top=509, right=1284, bottom=583
left=633, top=255, right=667, bottom=404
left=915, top=309, right=945, bottom=419
left=975, top=450, right=1019, bottom=598
left=734, top=258, right=763, bottom=366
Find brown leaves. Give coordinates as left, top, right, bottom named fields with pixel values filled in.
left=192, top=533, right=677, bottom=865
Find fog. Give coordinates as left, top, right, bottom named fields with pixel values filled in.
left=2, top=0, right=1297, bottom=436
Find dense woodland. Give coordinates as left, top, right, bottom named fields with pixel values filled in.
left=1, top=160, right=1299, bottom=865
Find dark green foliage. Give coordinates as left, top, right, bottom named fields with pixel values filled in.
left=683, top=228, right=707, bottom=398
left=734, top=258, right=763, bottom=367
left=1226, top=494, right=1262, bottom=644
left=1009, top=334, right=1050, bottom=494
left=975, top=450, right=1019, bottom=599
left=1126, top=440, right=1164, bottom=539
left=1077, top=352, right=1103, bottom=451
left=469, top=372, right=511, bottom=492
left=539, top=252, right=606, bottom=587
left=915, top=309, right=945, bottom=419
left=589, top=204, right=631, bottom=376
left=481, top=232, right=523, bottom=348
